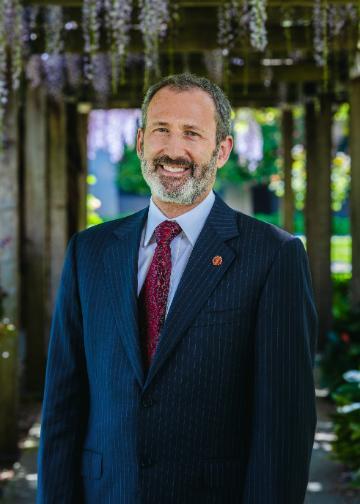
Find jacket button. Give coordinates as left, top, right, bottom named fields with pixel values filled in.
left=140, top=457, right=154, bottom=468
left=141, top=397, right=154, bottom=408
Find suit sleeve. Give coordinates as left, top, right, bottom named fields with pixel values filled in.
left=241, top=237, right=318, bottom=504
left=37, top=233, right=88, bottom=504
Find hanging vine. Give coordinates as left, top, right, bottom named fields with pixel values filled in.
left=0, top=1, right=7, bottom=151
left=313, top=0, right=326, bottom=66
left=138, top=0, right=170, bottom=89
left=1, top=0, right=360, bottom=150
left=248, top=0, right=267, bottom=51
left=281, top=5, right=294, bottom=57
left=82, top=0, right=102, bottom=83
left=10, top=0, right=22, bottom=91
left=104, top=0, right=132, bottom=91
left=0, top=0, right=24, bottom=151
left=92, top=52, right=111, bottom=103
left=44, top=6, right=64, bottom=99
left=204, top=49, right=224, bottom=86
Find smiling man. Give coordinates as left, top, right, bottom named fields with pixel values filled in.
left=37, top=74, right=318, bottom=504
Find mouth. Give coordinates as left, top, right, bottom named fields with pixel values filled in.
left=156, top=163, right=191, bottom=177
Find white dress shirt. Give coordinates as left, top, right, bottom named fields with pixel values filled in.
left=137, top=190, right=215, bottom=315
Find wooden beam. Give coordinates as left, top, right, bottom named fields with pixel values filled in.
left=34, top=21, right=357, bottom=56
left=90, top=84, right=334, bottom=109
left=24, top=0, right=358, bottom=6
left=181, top=0, right=356, bottom=5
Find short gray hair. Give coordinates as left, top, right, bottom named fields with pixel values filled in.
left=141, top=73, right=232, bottom=146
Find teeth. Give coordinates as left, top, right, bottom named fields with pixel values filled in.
left=161, top=165, right=187, bottom=173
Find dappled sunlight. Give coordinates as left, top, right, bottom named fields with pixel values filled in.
left=307, top=481, right=324, bottom=492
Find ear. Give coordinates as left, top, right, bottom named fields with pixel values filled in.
left=136, top=128, right=144, bottom=158
left=216, top=135, right=233, bottom=169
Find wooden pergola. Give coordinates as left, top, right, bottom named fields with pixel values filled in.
left=0, top=0, right=359, bottom=395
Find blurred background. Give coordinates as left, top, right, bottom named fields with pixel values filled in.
left=0, top=0, right=359, bottom=502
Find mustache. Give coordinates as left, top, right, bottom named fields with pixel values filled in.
left=153, top=155, right=195, bottom=171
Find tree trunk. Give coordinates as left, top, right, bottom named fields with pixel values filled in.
left=349, top=78, right=360, bottom=309
left=305, top=97, right=333, bottom=351
left=282, top=106, right=295, bottom=233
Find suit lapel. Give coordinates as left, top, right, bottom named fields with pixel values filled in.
left=144, top=195, right=240, bottom=391
left=102, top=207, right=148, bottom=388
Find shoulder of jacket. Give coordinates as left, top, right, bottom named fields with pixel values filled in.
left=74, top=208, right=146, bottom=244
left=234, top=209, right=298, bottom=248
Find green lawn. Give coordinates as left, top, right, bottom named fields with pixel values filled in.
left=331, top=235, right=352, bottom=264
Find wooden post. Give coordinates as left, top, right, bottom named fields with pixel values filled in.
left=0, top=324, right=18, bottom=457
left=23, top=85, right=48, bottom=395
left=0, top=92, right=20, bottom=457
left=349, top=77, right=360, bottom=308
left=67, top=102, right=88, bottom=237
left=47, top=98, right=68, bottom=339
left=0, top=92, right=20, bottom=326
left=77, top=107, right=89, bottom=231
left=305, top=97, right=333, bottom=351
left=281, top=106, right=295, bottom=233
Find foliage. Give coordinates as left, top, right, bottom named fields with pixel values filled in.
left=0, top=285, right=7, bottom=320
left=106, top=104, right=351, bottom=229
left=330, top=371, right=360, bottom=486
left=333, top=216, right=351, bottom=235
left=0, top=285, right=16, bottom=337
left=252, top=109, right=281, bottom=181
left=0, top=318, right=16, bottom=339
left=254, top=211, right=350, bottom=236
left=86, top=174, right=104, bottom=228
left=269, top=104, right=351, bottom=213
left=115, top=109, right=282, bottom=196
left=331, top=152, right=351, bottom=212
left=320, top=278, right=360, bottom=393
left=215, top=147, right=253, bottom=190
left=116, top=144, right=150, bottom=196
left=320, top=276, right=360, bottom=487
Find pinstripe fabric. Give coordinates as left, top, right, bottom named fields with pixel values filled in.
left=37, top=193, right=318, bottom=504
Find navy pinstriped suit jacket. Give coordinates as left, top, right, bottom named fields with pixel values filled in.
left=37, top=193, right=318, bottom=504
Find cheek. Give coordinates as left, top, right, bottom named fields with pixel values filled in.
left=143, top=135, right=164, bottom=158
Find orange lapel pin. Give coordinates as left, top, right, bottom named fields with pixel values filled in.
left=212, top=255, right=223, bottom=266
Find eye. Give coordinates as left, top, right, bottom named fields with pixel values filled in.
left=185, top=130, right=199, bottom=137
left=154, top=127, right=168, bottom=133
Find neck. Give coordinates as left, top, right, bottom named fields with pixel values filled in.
left=152, top=190, right=212, bottom=219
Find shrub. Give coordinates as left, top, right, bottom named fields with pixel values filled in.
left=330, top=371, right=360, bottom=488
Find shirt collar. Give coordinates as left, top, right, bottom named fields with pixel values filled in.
left=143, top=190, right=215, bottom=247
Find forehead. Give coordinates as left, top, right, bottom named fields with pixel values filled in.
left=146, top=87, right=217, bottom=130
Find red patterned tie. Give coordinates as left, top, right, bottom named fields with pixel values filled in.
left=138, top=220, right=182, bottom=371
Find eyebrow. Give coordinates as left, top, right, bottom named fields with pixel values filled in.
left=150, top=121, right=205, bottom=133
left=183, top=123, right=204, bottom=133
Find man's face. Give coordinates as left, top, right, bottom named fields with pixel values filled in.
left=136, top=87, right=232, bottom=205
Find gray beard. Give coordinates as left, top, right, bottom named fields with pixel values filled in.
left=140, top=150, right=219, bottom=205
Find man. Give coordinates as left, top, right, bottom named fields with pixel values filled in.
left=37, top=73, right=318, bottom=504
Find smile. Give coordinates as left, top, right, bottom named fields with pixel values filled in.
left=156, top=164, right=191, bottom=176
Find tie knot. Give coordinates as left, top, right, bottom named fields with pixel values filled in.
left=154, top=220, right=182, bottom=246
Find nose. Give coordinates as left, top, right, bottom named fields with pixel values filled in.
left=162, top=132, right=189, bottom=160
